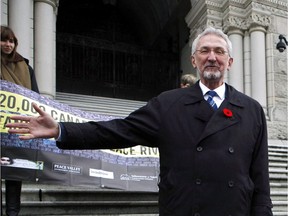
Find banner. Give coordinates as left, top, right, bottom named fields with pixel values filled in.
left=0, top=80, right=159, bottom=191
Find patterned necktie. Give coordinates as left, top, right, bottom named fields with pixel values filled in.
left=206, top=90, right=218, bottom=110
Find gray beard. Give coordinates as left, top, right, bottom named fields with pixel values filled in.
left=203, top=70, right=222, bottom=80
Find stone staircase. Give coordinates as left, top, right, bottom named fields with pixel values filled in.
left=1, top=183, right=159, bottom=216
left=55, top=92, right=147, bottom=118
left=268, top=141, right=288, bottom=215
left=1, top=93, right=287, bottom=216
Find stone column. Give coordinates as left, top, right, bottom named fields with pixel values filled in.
left=243, top=31, right=251, bottom=97
left=265, top=32, right=275, bottom=117
left=249, top=26, right=267, bottom=111
left=228, top=29, right=244, bottom=92
left=1, top=0, right=8, bottom=25
left=8, top=0, right=32, bottom=59
left=34, top=0, right=57, bottom=98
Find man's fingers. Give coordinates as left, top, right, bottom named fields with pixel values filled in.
left=8, top=128, right=30, bottom=134
left=6, top=121, right=29, bottom=128
left=8, top=115, right=31, bottom=122
left=32, top=102, right=45, bottom=116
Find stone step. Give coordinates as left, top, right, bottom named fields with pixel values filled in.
left=270, top=173, right=288, bottom=181
left=271, top=190, right=288, bottom=195
left=17, top=201, right=158, bottom=216
left=27, top=189, right=158, bottom=202
left=269, top=162, right=288, bottom=168
left=270, top=182, right=288, bottom=188
left=269, top=168, right=288, bottom=176
left=3, top=214, right=158, bottom=216
left=30, top=215, right=158, bottom=216
left=273, top=213, right=288, bottom=216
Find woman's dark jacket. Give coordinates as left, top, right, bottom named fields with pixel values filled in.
left=24, top=58, right=39, bottom=93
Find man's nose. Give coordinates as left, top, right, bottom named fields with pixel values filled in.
left=207, top=51, right=217, bottom=61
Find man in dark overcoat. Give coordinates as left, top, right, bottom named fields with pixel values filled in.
left=7, top=27, right=273, bottom=215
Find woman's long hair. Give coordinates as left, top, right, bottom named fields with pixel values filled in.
left=1, top=25, right=20, bottom=63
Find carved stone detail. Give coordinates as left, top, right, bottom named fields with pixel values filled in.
left=246, top=12, right=272, bottom=29
left=223, top=16, right=247, bottom=32
left=187, top=0, right=286, bottom=34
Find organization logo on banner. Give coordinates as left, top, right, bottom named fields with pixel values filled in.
left=53, top=163, right=82, bottom=174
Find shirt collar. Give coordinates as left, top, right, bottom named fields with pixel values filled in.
left=199, top=81, right=226, bottom=100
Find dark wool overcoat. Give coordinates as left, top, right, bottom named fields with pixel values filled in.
left=57, top=82, right=273, bottom=216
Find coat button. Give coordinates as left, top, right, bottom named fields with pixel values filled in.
left=228, top=181, right=234, bottom=187
left=194, top=213, right=200, bottom=216
left=196, top=146, right=203, bottom=152
left=195, top=179, right=202, bottom=185
left=228, top=147, right=234, bottom=154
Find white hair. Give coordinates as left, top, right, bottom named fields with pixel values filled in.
left=191, top=26, right=233, bottom=57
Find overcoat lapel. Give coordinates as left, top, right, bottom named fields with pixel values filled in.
left=192, top=83, right=244, bottom=144
left=197, top=100, right=240, bottom=144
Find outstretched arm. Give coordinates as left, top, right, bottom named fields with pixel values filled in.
left=5, top=102, right=59, bottom=140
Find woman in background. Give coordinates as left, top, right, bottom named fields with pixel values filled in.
left=1, top=25, right=39, bottom=216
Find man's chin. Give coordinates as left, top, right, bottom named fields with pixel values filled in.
left=203, top=71, right=221, bottom=80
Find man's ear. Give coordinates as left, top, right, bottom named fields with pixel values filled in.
left=191, top=55, right=196, bottom=68
left=228, top=57, right=234, bottom=70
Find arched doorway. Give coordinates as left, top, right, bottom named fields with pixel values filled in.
left=56, top=0, right=190, bottom=101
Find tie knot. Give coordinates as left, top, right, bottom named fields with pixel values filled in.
left=206, top=90, right=217, bottom=97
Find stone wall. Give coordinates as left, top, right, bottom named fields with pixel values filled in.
left=266, top=0, right=287, bottom=140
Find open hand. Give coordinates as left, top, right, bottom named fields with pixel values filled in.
left=5, top=102, right=59, bottom=140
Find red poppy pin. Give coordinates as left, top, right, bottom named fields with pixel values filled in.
left=223, top=108, right=233, bottom=118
